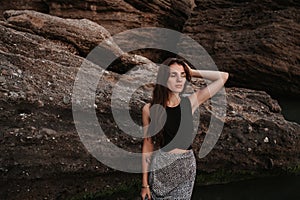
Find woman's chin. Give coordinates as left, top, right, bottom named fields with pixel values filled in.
left=171, top=89, right=183, bottom=93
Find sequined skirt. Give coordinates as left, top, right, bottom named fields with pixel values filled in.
left=149, top=150, right=196, bottom=200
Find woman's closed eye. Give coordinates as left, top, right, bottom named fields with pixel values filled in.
left=170, top=72, right=186, bottom=78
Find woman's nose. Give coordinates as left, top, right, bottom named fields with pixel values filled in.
left=176, top=75, right=183, bottom=82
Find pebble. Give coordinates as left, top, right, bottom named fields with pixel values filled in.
left=19, top=91, right=26, bottom=99
left=41, top=128, right=57, bottom=136
left=248, top=125, right=253, bottom=132
left=229, top=110, right=236, bottom=115
left=263, top=137, right=269, bottom=143
left=9, top=91, right=19, bottom=99
left=37, top=100, right=44, bottom=107
left=36, top=134, right=43, bottom=139
left=12, top=72, right=19, bottom=77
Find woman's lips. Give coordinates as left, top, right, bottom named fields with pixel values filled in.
left=175, top=85, right=183, bottom=88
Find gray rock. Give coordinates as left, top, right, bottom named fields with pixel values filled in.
left=40, top=128, right=57, bottom=136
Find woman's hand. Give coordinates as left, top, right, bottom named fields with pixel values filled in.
left=141, top=187, right=151, bottom=200
left=185, top=62, right=194, bottom=77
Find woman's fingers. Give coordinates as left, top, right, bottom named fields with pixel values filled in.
left=141, top=188, right=151, bottom=200
left=146, top=191, right=151, bottom=200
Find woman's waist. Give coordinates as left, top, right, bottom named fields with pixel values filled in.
left=161, top=143, right=193, bottom=153
left=161, top=147, right=192, bottom=154
left=167, top=148, right=191, bottom=154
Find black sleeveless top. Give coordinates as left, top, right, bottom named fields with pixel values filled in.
left=161, top=96, right=194, bottom=152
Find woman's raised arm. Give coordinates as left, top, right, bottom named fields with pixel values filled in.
left=188, top=69, right=229, bottom=114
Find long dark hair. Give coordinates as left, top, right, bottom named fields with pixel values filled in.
left=147, top=58, right=191, bottom=148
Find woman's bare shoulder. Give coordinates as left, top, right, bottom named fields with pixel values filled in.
left=142, top=103, right=151, bottom=113
left=142, top=103, right=151, bottom=123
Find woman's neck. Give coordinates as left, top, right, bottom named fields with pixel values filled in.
left=167, top=93, right=181, bottom=107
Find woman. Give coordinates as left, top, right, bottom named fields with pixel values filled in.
left=141, top=58, right=229, bottom=200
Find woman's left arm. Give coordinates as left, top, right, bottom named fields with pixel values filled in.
left=188, top=68, right=229, bottom=114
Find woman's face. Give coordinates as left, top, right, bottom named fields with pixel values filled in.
left=167, top=63, right=186, bottom=93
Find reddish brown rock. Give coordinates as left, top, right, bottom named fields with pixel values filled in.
left=0, top=0, right=194, bottom=35
left=182, top=0, right=300, bottom=97
left=2, top=9, right=117, bottom=56
left=0, top=0, right=49, bottom=18
left=2, top=1, right=298, bottom=97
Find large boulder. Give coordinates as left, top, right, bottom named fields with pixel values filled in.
left=183, top=0, right=300, bottom=97
left=2, top=10, right=118, bottom=56
left=2, top=1, right=299, bottom=98
left=0, top=0, right=194, bottom=35
left=44, top=0, right=194, bottom=35
left=194, top=87, right=299, bottom=173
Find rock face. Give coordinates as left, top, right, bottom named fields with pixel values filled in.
left=0, top=3, right=299, bottom=200
left=1, top=1, right=299, bottom=97
left=0, top=0, right=50, bottom=17
left=194, top=87, right=299, bottom=173
left=0, top=0, right=194, bottom=35
left=0, top=10, right=157, bottom=199
left=183, top=0, right=300, bottom=97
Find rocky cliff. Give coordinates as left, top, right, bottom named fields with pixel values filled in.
left=1, top=0, right=299, bottom=97
left=0, top=1, right=299, bottom=199
left=183, top=0, right=300, bottom=97
left=1, top=0, right=194, bottom=35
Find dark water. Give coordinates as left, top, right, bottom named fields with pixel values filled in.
left=271, top=96, right=300, bottom=124
left=192, top=176, right=300, bottom=200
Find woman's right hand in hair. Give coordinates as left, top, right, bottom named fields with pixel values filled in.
left=141, top=187, right=151, bottom=200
